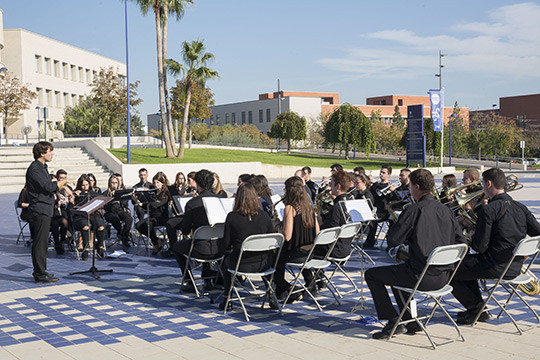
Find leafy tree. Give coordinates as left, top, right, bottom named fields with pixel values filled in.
left=207, top=124, right=274, bottom=147
left=466, top=113, right=522, bottom=159
left=167, top=39, right=219, bottom=158
left=307, top=112, right=329, bottom=148
left=190, top=122, right=211, bottom=141
left=268, top=111, right=306, bottom=154
left=392, top=105, right=405, bottom=128
left=370, top=110, right=404, bottom=153
left=324, top=103, right=373, bottom=160
left=0, top=70, right=36, bottom=145
left=170, top=79, right=215, bottom=147
left=90, top=67, right=142, bottom=148
left=134, top=0, right=194, bottom=157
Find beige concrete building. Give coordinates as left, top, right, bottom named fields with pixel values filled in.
left=0, top=8, right=126, bottom=140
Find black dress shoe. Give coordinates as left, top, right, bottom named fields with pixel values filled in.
left=219, top=300, right=232, bottom=311
left=33, top=273, right=59, bottom=283
left=96, top=248, right=105, bottom=259
left=372, top=321, right=407, bottom=339
left=180, top=282, right=196, bottom=294
left=406, top=321, right=423, bottom=334
left=456, top=310, right=491, bottom=325
left=82, top=250, right=89, bottom=261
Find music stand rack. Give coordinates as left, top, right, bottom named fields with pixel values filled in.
left=134, top=188, right=158, bottom=252
left=70, top=195, right=113, bottom=279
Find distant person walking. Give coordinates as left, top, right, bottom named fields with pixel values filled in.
left=26, top=142, right=72, bottom=283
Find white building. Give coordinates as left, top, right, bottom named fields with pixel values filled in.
left=0, top=8, right=126, bottom=140
left=207, top=91, right=339, bottom=135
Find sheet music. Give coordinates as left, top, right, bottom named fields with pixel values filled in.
left=343, top=199, right=376, bottom=222
left=202, top=197, right=233, bottom=225
left=274, top=200, right=285, bottom=222
left=270, top=194, right=282, bottom=204
left=80, top=199, right=104, bottom=213
left=179, top=197, right=191, bottom=212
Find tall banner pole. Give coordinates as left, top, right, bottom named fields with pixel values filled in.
left=440, top=87, right=444, bottom=171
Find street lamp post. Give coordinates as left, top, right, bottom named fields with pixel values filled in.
left=449, top=114, right=456, bottom=167
left=36, top=106, right=41, bottom=141
left=435, top=50, right=446, bottom=170
left=124, top=0, right=131, bottom=163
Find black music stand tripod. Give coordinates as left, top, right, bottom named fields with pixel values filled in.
left=70, top=196, right=114, bottom=279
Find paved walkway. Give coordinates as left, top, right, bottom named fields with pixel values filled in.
left=1, top=178, right=540, bottom=359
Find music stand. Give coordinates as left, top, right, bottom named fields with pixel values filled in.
left=70, top=196, right=113, bottom=279
left=134, top=188, right=158, bottom=251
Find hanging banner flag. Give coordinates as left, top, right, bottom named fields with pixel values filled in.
left=429, top=89, right=442, bottom=132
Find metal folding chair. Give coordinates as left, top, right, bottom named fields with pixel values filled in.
left=327, top=222, right=364, bottom=297
left=283, top=226, right=342, bottom=311
left=223, top=233, right=284, bottom=321
left=473, top=235, right=540, bottom=334
left=181, top=224, right=225, bottom=298
left=14, top=200, right=30, bottom=245
left=389, top=243, right=469, bottom=349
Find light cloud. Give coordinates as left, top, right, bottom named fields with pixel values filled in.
left=319, top=2, right=540, bottom=79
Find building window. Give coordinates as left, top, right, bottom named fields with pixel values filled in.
left=398, top=99, right=403, bottom=106
left=248, top=111, right=253, bottom=124
left=36, top=88, right=43, bottom=105
left=241, top=111, right=246, bottom=124
left=71, top=65, right=77, bottom=81
left=62, top=62, right=68, bottom=79
left=266, top=108, right=271, bottom=122
left=44, top=58, right=51, bottom=75
left=63, top=92, right=69, bottom=107
left=259, top=109, right=263, bottom=123
left=45, top=90, right=51, bottom=106
left=225, top=113, right=229, bottom=124
left=79, top=67, right=84, bottom=82
left=86, top=69, right=91, bottom=83
left=54, top=60, right=60, bottom=77
left=231, top=112, right=236, bottom=125
left=72, top=94, right=78, bottom=106
left=216, top=114, right=220, bottom=125
left=35, top=55, right=42, bottom=73
left=210, top=115, right=214, bottom=125
left=55, top=91, right=60, bottom=107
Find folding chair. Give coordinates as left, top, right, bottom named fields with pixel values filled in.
left=181, top=224, right=225, bottom=298
left=14, top=200, right=30, bottom=245
left=223, top=233, right=284, bottom=321
left=472, top=235, right=540, bottom=334
left=327, top=222, right=364, bottom=297
left=389, top=243, right=469, bottom=350
left=283, top=226, right=342, bottom=311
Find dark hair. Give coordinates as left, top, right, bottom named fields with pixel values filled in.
left=32, top=141, right=53, bottom=160
left=255, top=174, right=272, bottom=197
left=331, top=163, right=343, bottom=171
left=381, top=165, right=392, bottom=175
left=355, top=173, right=370, bottom=189
left=245, top=174, right=262, bottom=195
left=284, top=176, right=315, bottom=228
left=331, top=170, right=349, bottom=193
left=442, top=174, right=457, bottom=187
left=400, top=168, right=411, bottom=175
left=187, top=171, right=197, bottom=180
left=409, top=169, right=434, bottom=193
left=175, top=171, right=186, bottom=187
left=482, top=168, right=506, bottom=190
left=87, top=173, right=98, bottom=189
left=212, top=172, right=226, bottom=196
left=194, top=169, right=215, bottom=191
left=107, top=175, right=120, bottom=195
left=56, top=169, right=67, bottom=178
left=464, top=167, right=480, bottom=181
left=75, top=174, right=91, bottom=192
left=153, top=171, right=170, bottom=195
left=353, top=166, right=365, bottom=175
left=113, top=172, right=122, bottom=177
left=302, top=166, right=312, bottom=174
left=233, top=183, right=260, bottom=217
left=138, top=168, right=148, bottom=174
left=348, top=171, right=355, bottom=184
left=239, top=173, right=252, bottom=183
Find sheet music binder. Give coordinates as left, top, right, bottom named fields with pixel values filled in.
left=202, top=197, right=235, bottom=225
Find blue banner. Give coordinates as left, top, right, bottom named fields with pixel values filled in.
left=429, top=89, right=442, bottom=132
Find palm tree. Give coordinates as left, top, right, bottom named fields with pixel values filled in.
left=167, top=39, right=219, bottom=158
left=133, top=0, right=192, bottom=157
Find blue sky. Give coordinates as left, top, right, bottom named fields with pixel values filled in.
left=2, top=0, right=539, bottom=122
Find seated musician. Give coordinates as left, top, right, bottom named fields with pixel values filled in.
left=132, top=168, right=154, bottom=220
left=245, top=174, right=273, bottom=217
left=17, top=184, right=35, bottom=241
left=366, top=169, right=465, bottom=339
left=72, top=174, right=107, bottom=260
left=212, top=172, right=228, bottom=198
left=172, top=169, right=222, bottom=292
left=451, top=168, right=540, bottom=324
left=302, top=166, right=317, bottom=202
left=440, top=174, right=457, bottom=204
left=364, top=165, right=393, bottom=248
left=186, top=171, right=198, bottom=196
left=354, top=173, right=374, bottom=204
left=103, top=174, right=133, bottom=250
left=174, top=172, right=188, bottom=196
left=135, top=171, right=171, bottom=255
left=274, top=176, right=319, bottom=302
left=51, top=170, right=71, bottom=255
left=87, top=173, right=101, bottom=193
left=220, top=182, right=276, bottom=310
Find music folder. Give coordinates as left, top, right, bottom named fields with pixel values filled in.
left=172, top=195, right=192, bottom=215
left=202, top=197, right=235, bottom=225
left=71, top=196, right=113, bottom=216
left=342, top=199, right=376, bottom=222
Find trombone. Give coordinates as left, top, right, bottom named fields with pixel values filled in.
left=376, top=180, right=402, bottom=196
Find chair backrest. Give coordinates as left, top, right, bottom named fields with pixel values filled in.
left=314, top=226, right=341, bottom=247
left=426, top=243, right=469, bottom=267
left=513, top=236, right=540, bottom=257
left=193, top=223, right=225, bottom=241
left=241, top=233, right=284, bottom=253
left=339, top=222, right=362, bottom=239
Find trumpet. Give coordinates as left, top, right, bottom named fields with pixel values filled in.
left=376, top=180, right=402, bottom=196
left=314, top=178, right=331, bottom=191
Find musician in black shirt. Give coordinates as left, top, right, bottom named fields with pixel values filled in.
left=364, top=165, right=393, bottom=248
left=26, top=142, right=72, bottom=282
left=103, top=175, right=133, bottom=250
left=132, top=168, right=154, bottom=220
left=366, top=169, right=465, bottom=339
left=451, top=168, right=540, bottom=324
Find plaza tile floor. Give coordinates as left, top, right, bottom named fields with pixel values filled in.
left=1, top=181, right=540, bottom=359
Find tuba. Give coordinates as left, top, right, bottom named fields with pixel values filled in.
left=315, top=188, right=334, bottom=216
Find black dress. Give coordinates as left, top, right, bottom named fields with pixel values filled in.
left=135, top=190, right=170, bottom=246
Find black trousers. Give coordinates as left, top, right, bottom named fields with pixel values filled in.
left=166, top=215, right=184, bottom=248
left=274, top=247, right=313, bottom=293
left=451, top=254, right=520, bottom=312
left=136, top=216, right=168, bottom=246
left=30, top=213, right=51, bottom=276
left=105, top=211, right=133, bottom=240
left=50, top=215, right=68, bottom=251
left=366, top=263, right=449, bottom=321
left=222, top=255, right=274, bottom=299
left=364, top=213, right=391, bottom=247
left=173, top=238, right=222, bottom=277
left=73, top=213, right=106, bottom=249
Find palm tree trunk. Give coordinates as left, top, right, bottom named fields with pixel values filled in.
left=161, top=3, right=176, bottom=149
left=177, top=83, right=191, bottom=158
left=110, top=118, right=114, bottom=149
left=154, top=3, right=174, bottom=157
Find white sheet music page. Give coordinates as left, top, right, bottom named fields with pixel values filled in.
left=274, top=201, right=285, bottom=221
left=344, top=199, right=376, bottom=222
left=203, top=197, right=228, bottom=225
left=81, top=199, right=103, bottom=213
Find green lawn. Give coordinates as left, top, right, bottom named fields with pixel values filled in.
left=109, top=148, right=406, bottom=170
